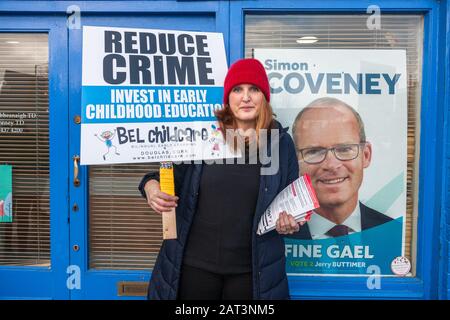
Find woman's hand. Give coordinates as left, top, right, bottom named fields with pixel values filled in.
left=275, top=211, right=306, bottom=235
left=144, top=179, right=179, bottom=214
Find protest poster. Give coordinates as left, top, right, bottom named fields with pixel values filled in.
left=254, top=49, right=407, bottom=275
left=80, top=26, right=233, bottom=165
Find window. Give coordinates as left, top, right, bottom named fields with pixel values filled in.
left=246, top=14, right=422, bottom=276
left=89, top=164, right=161, bottom=270
left=0, top=34, right=49, bottom=267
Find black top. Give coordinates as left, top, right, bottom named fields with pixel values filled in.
left=183, top=152, right=261, bottom=274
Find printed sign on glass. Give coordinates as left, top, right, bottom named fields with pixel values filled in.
left=0, top=165, right=13, bottom=223
left=254, top=49, right=407, bottom=276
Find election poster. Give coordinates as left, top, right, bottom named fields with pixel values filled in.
left=254, top=49, right=407, bottom=276
left=80, top=26, right=234, bottom=165
left=0, top=165, right=12, bottom=223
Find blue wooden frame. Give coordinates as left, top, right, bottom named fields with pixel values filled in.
left=438, top=0, right=450, bottom=301
left=230, top=0, right=444, bottom=300
left=0, top=13, right=70, bottom=299
left=0, top=0, right=447, bottom=300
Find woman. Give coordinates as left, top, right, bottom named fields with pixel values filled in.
left=139, top=58, right=301, bottom=300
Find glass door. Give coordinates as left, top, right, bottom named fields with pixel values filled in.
left=68, top=7, right=228, bottom=299
left=0, top=15, right=69, bottom=299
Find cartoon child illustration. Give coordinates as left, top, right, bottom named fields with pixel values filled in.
left=95, top=129, right=120, bottom=160
left=209, top=124, right=222, bottom=157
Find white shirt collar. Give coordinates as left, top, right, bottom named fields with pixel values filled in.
left=308, top=202, right=362, bottom=240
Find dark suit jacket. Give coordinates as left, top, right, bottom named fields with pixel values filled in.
left=288, top=202, right=394, bottom=240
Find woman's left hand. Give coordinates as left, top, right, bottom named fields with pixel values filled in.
left=275, top=211, right=305, bottom=235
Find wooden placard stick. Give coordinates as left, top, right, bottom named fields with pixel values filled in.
left=159, top=162, right=177, bottom=239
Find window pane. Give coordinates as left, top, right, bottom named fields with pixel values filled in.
left=246, top=14, right=422, bottom=276
left=0, top=33, right=50, bottom=267
left=89, top=164, right=161, bottom=270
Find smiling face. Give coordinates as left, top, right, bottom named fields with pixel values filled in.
left=101, top=131, right=112, bottom=139
left=228, top=84, right=264, bottom=130
left=294, top=105, right=372, bottom=217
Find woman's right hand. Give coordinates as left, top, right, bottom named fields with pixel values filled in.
left=143, top=179, right=179, bottom=214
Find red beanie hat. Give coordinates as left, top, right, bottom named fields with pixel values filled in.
left=223, top=58, right=270, bottom=105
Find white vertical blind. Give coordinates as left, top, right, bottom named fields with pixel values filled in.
left=245, top=14, right=423, bottom=270
left=0, top=34, right=49, bottom=266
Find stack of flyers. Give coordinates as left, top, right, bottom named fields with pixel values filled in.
left=257, top=174, right=319, bottom=235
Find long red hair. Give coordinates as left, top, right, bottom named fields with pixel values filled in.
left=214, top=95, right=275, bottom=149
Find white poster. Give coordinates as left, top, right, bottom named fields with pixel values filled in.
left=81, top=26, right=233, bottom=165
left=255, top=49, right=407, bottom=275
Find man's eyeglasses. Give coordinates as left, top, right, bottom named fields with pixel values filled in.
left=298, top=143, right=366, bottom=164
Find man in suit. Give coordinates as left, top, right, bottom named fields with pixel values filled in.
left=291, top=97, right=393, bottom=240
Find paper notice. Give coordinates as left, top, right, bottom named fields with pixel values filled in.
left=257, top=174, right=319, bottom=235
